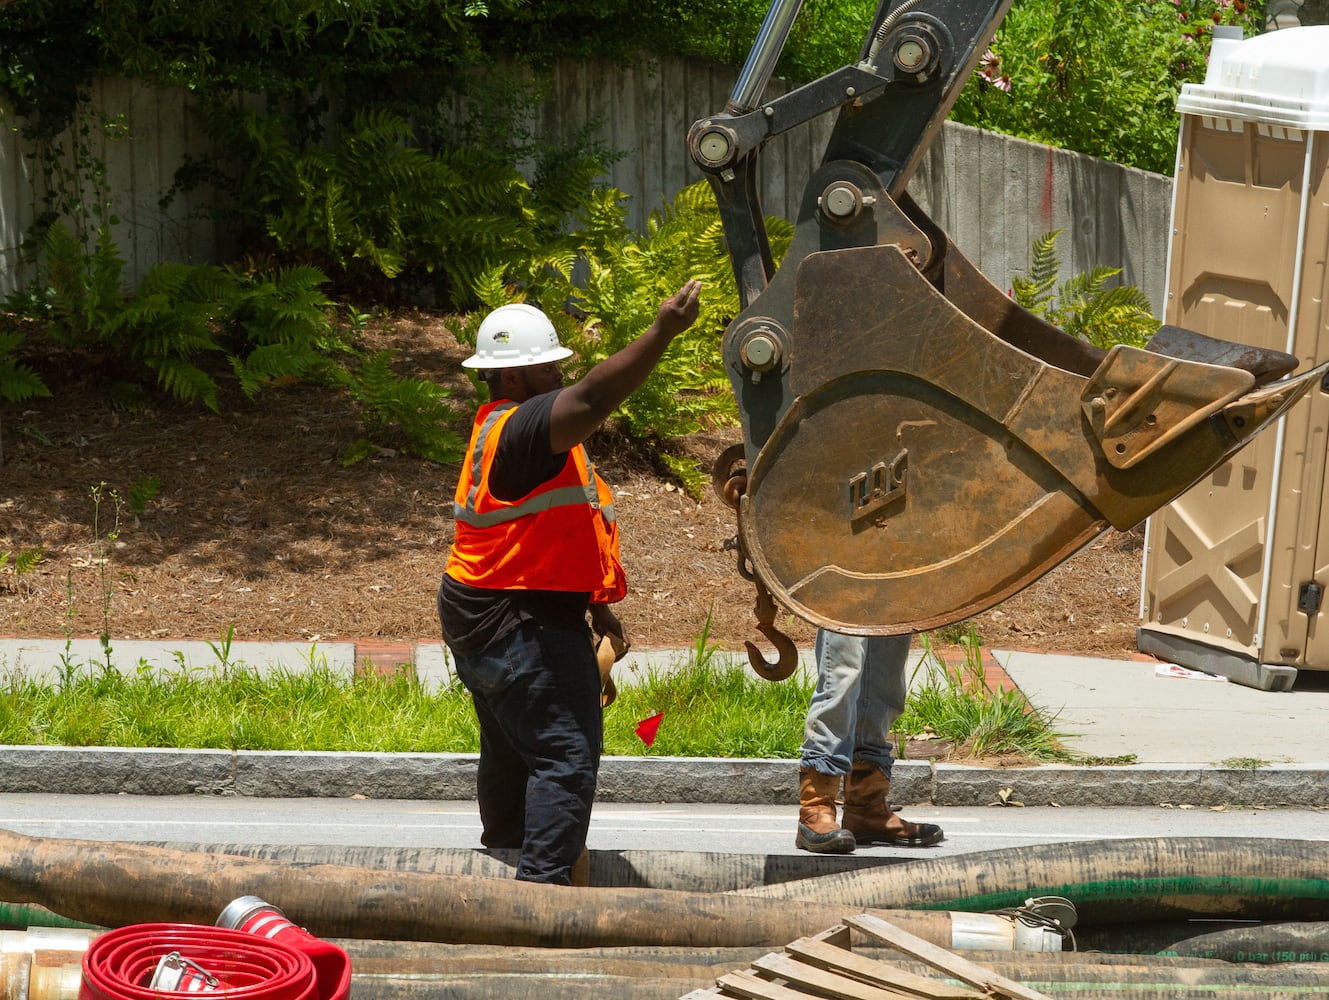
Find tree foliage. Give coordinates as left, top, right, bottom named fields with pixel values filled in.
left=950, top=0, right=1269, bottom=174
left=0, top=0, right=1280, bottom=477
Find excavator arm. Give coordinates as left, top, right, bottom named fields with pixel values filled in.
left=689, top=0, right=1327, bottom=677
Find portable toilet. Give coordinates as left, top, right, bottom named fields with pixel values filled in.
left=1138, top=25, right=1329, bottom=691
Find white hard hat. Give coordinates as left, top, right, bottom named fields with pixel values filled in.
left=462, top=303, right=574, bottom=369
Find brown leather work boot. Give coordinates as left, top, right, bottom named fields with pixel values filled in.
left=795, top=768, right=856, bottom=854
left=842, top=764, right=944, bottom=847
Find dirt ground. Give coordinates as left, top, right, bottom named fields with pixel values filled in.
left=0, top=309, right=1145, bottom=659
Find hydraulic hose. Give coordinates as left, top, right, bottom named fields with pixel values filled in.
left=146, top=841, right=905, bottom=892
left=0, top=827, right=954, bottom=949
left=730, top=836, right=1329, bottom=924
left=1165, top=920, right=1329, bottom=964
left=0, top=903, right=101, bottom=931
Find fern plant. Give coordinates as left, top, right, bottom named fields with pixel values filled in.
left=0, top=330, right=51, bottom=405
left=0, top=547, right=44, bottom=583
left=471, top=180, right=793, bottom=493
left=327, top=351, right=464, bottom=466
left=197, top=104, right=600, bottom=307
left=0, top=328, right=51, bottom=465
left=28, top=220, right=459, bottom=460
left=42, top=221, right=126, bottom=352
left=227, top=265, right=343, bottom=399
left=1011, top=229, right=1158, bottom=350
left=104, top=262, right=236, bottom=410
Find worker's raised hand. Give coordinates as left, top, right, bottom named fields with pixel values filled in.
left=655, top=279, right=702, bottom=338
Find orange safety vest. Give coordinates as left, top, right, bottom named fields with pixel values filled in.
left=445, top=400, right=627, bottom=603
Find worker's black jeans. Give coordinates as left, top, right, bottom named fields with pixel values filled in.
left=452, top=620, right=602, bottom=885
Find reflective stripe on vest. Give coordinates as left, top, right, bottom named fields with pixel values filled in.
left=453, top=403, right=616, bottom=528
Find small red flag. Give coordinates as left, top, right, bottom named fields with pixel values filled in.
left=634, top=712, right=664, bottom=747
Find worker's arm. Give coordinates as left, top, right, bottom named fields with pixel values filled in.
left=549, top=279, right=701, bottom=454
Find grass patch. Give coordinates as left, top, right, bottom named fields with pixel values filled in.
left=0, top=634, right=1078, bottom=762
left=1218, top=756, right=1269, bottom=770
left=896, top=631, right=1085, bottom=763
left=0, top=660, right=481, bottom=753
left=603, top=654, right=814, bottom=758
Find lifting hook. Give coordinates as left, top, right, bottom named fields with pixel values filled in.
left=744, top=574, right=799, bottom=683
left=713, top=442, right=799, bottom=680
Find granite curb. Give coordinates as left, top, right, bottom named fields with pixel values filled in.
left=3, top=746, right=1326, bottom=808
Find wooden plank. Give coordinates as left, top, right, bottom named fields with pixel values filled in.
left=808, top=924, right=852, bottom=950
left=784, top=937, right=979, bottom=1000
left=751, top=952, right=920, bottom=1000
left=942, top=123, right=983, bottom=266
left=974, top=127, right=1007, bottom=282
left=1119, top=159, right=1171, bottom=316
left=1001, top=131, right=1032, bottom=293
left=717, top=968, right=823, bottom=1000
left=636, top=55, right=664, bottom=218
left=0, top=97, right=26, bottom=296
left=846, top=914, right=1055, bottom=1000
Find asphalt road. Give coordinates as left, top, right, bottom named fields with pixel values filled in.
left=2, top=793, right=1325, bottom=858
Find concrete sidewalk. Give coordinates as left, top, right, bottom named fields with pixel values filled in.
left=1, top=636, right=1327, bottom=807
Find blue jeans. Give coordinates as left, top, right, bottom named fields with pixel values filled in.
left=800, top=628, right=910, bottom=778
left=451, top=621, right=602, bottom=885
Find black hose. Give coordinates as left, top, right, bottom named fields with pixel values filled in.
left=731, top=836, right=1329, bottom=925
left=146, top=841, right=906, bottom=891
left=1166, top=920, right=1329, bottom=964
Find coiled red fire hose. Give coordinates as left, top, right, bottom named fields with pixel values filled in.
left=80, top=925, right=316, bottom=1000
left=76, top=896, right=350, bottom=1000
left=216, top=897, right=351, bottom=1000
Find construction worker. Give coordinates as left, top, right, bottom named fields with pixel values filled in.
left=797, top=629, right=944, bottom=853
left=439, top=280, right=702, bottom=885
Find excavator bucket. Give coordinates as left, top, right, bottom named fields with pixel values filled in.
left=739, top=199, right=1324, bottom=634
left=690, top=0, right=1326, bottom=646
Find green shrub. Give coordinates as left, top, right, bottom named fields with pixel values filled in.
left=24, top=225, right=460, bottom=462
left=470, top=180, right=792, bottom=491
left=1011, top=230, right=1158, bottom=350
left=950, top=0, right=1268, bottom=174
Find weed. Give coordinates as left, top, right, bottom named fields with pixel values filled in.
left=1078, top=753, right=1138, bottom=766
left=299, top=643, right=324, bottom=671
left=690, top=607, right=722, bottom=673
left=926, top=620, right=983, bottom=647
left=205, top=625, right=237, bottom=671
left=88, top=483, right=123, bottom=669
left=1219, top=756, right=1270, bottom=770
left=127, top=477, right=160, bottom=517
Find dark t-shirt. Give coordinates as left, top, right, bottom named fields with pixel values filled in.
left=439, top=389, right=592, bottom=655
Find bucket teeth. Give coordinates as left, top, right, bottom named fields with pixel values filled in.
left=1216, top=361, right=1328, bottom=451
left=1080, top=347, right=1324, bottom=471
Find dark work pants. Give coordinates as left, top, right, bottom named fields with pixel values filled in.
left=451, top=621, right=602, bottom=885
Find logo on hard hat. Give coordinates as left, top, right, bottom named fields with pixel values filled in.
left=493, top=331, right=510, bottom=343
